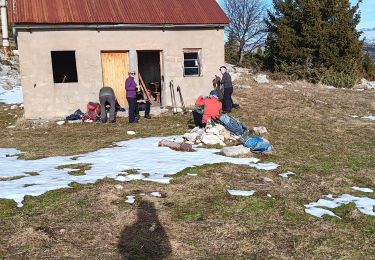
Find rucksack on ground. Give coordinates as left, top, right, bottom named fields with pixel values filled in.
left=218, top=114, right=249, bottom=137
left=82, top=102, right=100, bottom=122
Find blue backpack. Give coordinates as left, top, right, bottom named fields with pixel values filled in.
left=243, top=135, right=273, bottom=154
left=218, top=114, right=249, bottom=137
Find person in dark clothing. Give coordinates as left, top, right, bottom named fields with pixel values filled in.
left=125, top=71, right=138, bottom=123
left=220, top=66, right=233, bottom=113
left=136, top=87, right=151, bottom=120
left=212, top=75, right=224, bottom=101
left=99, top=86, right=116, bottom=123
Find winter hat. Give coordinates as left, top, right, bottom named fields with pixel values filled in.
left=210, top=90, right=219, bottom=99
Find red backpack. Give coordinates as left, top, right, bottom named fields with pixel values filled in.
left=82, top=102, right=101, bottom=121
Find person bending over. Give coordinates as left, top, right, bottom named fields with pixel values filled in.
left=99, top=86, right=116, bottom=123
left=193, top=90, right=222, bottom=128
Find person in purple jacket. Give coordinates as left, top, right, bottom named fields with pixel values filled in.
left=125, top=71, right=138, bottom=123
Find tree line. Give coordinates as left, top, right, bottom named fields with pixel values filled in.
left=223, top=0, right=375, bottom=88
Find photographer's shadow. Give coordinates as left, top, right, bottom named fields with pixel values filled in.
left=118, top=200, right=172, bottom=260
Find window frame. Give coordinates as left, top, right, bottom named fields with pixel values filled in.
left=183, top=49, right=202, bottom=77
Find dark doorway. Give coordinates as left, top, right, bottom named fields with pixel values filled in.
left=137, top=51, right=162, bottom=105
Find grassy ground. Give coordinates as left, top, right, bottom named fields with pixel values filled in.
left=0, top=79, right=374, bottom=259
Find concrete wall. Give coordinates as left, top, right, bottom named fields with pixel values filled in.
left=17, top=28, right=225, bottom=119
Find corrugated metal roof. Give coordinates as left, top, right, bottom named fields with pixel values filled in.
left=8, top=0, right=229, bottom=25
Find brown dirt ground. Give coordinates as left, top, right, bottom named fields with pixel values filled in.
left=0, top=77, right=374, bottom=259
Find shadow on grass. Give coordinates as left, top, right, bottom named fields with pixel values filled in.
left=118, top=200, right=172, bottom=259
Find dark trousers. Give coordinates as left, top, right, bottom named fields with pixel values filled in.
left=193, top=111, right=206, bottom=128
left=127, top=97, right=137, bottom=123
left=223, top=87, right=233, bottom=113
left=136, top=101, right=151, bottom=117
left=99, top=95, right=116, bottom=123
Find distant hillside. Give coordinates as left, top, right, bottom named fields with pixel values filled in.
left=361, top=29, right=375, bottom=62
left=364, top=44, right=375, bottom=62
left=361, top=28, right=375, bottom=44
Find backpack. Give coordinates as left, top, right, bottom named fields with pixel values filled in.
left=243, top=135, right=273, bottom=154
left=66, top=109, right=84, bottom=121
left=218, top=114, right=249, bottom=137
left=193, top=105, right=205, bottom=115
left=82, top=102, right=100, bottom=122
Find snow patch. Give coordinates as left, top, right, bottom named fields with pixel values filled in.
left=150, top=192, right=162, bottom=197
left=362, top=115, right=375, bottom=121
left=279, top=171, right=296, bottom=178
left=352, top=186, right=374, bottom=193
left=249, top=162, right=279, bottom=171
left=0, top=136, right=266, bottom=206
left=305, top=194, right=375, bottom=218
left=349, top=115, right=375, bottom=121
left=228, top=190, right=256, bottom=197
left=125, top=196, right=135, bottom=204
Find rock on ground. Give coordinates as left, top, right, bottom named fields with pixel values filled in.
left=221, top=145, right=252, bottom=157
left=358, top=78, right=375, bottom=90
left=253, top=74, right=269, bottom=84
left=158, top=139, right=194, bottom=152
left=253, top=127, right=269, bottom=136
left=201, top=134, right=224, bottom=146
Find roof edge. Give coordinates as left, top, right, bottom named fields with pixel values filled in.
left=13, top=23, right=228, bottom=31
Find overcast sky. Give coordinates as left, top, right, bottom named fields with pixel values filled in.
left=217, top=0, right=375, bottom=29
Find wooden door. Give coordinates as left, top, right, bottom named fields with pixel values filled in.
left=101, top=52, right=129, bottom=107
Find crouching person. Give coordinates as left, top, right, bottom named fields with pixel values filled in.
left=136, top=87, right=151, bottom=120
left=192, top=90, right=222, bottom=128
left=99, top=86, right=116, bottom=123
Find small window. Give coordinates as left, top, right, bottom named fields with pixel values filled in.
left=51, top=51, right=78, bottom=83
left=183, top=50, right=201, bottom=76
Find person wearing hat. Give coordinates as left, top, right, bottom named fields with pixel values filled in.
left=193, top=90, right=222, bottom=128
left=220, top=66, right=233, bottom=113
left=125, top=71, right=138, bottom=123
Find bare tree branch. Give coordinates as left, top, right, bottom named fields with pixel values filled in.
left=223, top=0, right=267, bottom=64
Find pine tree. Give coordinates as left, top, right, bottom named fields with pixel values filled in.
left=225, top=31, right=240, bottom=65
left=265, top=0, right=364, bottom=88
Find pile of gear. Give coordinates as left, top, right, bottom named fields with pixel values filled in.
left=183, top=124, right=236, bottom=147
left=183, top=114, right=274, bottom=156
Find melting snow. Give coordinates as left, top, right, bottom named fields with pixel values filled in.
left=249, top=162, right=279, bottom=171
left=150, top=192, right=162, bottom=197
left=187, top=173, right=198, bottom=177
left=125, top=196, right=135, bottom=204
left=279, top=171, right=296, bottom=178
left=228, top=190, right=256, bottom=197
left=0, top=86, right=23, bottom=104
left=0, top=136, right=266, bottom=206
left=352, top=186, right=374, bottom=193
left=305, top=194, right=375, bottom=218
left=362, top=115, right=375, bottom=121
left=349, top=115, right=375, bottom=121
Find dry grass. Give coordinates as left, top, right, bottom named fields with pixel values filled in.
left=0, top=78, right=375, bottom=259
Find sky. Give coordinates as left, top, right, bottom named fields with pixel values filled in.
left=217, top=0, right=375, bottom=29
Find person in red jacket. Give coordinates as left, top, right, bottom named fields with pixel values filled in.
left=193, top=90, right=222, bottom=128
